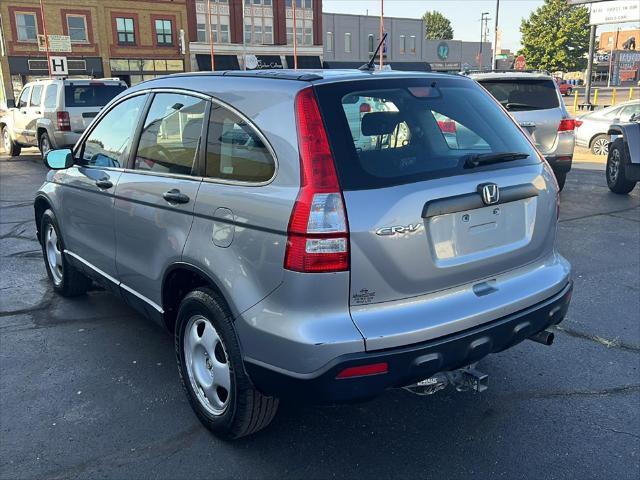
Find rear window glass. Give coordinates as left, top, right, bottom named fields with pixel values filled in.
left=477, top=79, right=559, bottom=111
left=64, top=84, right=126, bottom=107
left=315, top=77, right=539, bottom=190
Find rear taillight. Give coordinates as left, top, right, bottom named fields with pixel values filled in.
left=558, top=119, right=577, bottom=132
left=57, top=111, right=70, bottom=131
left=574, top=119, right=583, bottom=128
left=284, top=87, right=349, bottom=273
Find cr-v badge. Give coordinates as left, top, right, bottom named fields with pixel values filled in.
left=376, top=223, right=422, bottom=236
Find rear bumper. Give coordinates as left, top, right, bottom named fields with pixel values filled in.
left=245, top=281, right=573, bottom=404
left=51, top=131, right=81, bottom=149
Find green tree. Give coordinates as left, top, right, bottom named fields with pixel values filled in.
left=422, top=11, right=454, bottom=40
left=520, top=0, right=590, bottom=72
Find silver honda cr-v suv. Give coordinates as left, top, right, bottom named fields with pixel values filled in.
left=35, top=70, right=572, bottom=439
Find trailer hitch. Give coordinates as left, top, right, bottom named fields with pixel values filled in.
left=403, top=364, right=488, bottom=396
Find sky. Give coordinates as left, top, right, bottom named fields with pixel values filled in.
left=323, top=0, right=639, bottom=52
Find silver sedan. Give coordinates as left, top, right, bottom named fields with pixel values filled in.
left=575, top=100, right=640, bottom=155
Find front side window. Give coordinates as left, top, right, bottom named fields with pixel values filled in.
left=134, top=93, right=206, bottom=176
left=30, top=85, right=43, bottom=107
left=16, top=13, right=37, bottom=41
left=18, top=86, right=31, bottom=108
left=620, top=104, right=640, bottom=122
left=67, top=15, right=88, bottom=42
left=116, top=17, right=135, bottom=45
left=155, top=19, right=173, bottom=45
left=81, top=95, right=146, bottom=168
left=316, top=78, right=540, bottom=190
left=206, top=104, right=275, bottom=183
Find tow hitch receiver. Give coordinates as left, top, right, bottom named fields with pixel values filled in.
left=403, top=364, right=488, bottom=396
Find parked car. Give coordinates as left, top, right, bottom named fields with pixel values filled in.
left=469, top=71, right=576, bottom=190
left=554, top=77, right=574, bottom=96
left=605, top=112, right=640, bottom=194
left=35, top=70, right=572, bottom=439
left=0, top=78, right=127, bottom=159
left=575, top=100, right=640, bottom=155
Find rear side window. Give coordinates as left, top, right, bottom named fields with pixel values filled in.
left=315, top=77, right=540, bottom=190
left=44, top=84, right=58, bottom=108
left=30, top=85, right=43, bottom=107
left=64, top=84, right=127, bottom=107
left=81, top=95, right=146, bottom=168
left=478, top=79, right=559, bottom=111
left=134, top=93, right=206, bottom=176
left=205, top=104, right=275, bottom=183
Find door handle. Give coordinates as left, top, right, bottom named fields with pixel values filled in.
left=163, top=189, right=190, bottom=204
left=95, top=178, right=113, bottom=189
left=34, top=110, right=41, bottom=114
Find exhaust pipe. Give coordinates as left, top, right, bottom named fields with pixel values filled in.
left=529, top=330, right=554, bottom=346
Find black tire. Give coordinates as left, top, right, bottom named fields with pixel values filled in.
left=590, top=134, right=609, bottom=156
left=176, top=287, right=278, bottom=439
left=39, top=131, right=52, bottom=162
left=2, top=126, right=21, bottom=157
left=606, top=138, right=636, bottom=195
left=40, top=209, right=91, bottom=297
left=555, top=171, right=567, bottom=191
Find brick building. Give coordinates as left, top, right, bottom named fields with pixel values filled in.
left=188, top=0, right=323, bottom=71
left=0, top=0, right=191, bottom=106
left=598, top=28, right=639, bottom=51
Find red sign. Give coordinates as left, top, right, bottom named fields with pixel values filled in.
left=514, top=55, right=526, bottom=70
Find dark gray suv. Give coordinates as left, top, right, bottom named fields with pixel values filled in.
left=35, top=70, right=572, bottom=438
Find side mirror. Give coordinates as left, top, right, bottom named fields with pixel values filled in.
left=45, top=149, right=74, bottom=170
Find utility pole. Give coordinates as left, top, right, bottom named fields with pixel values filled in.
left=479, top=12, right=489, bottom=69
left=584, top=24, right=596, bottom=105
left=493, top=0, right=500, bottom=70
left=207, top=0, right=215, bottom=71
left=39, top=0, right=52, bottom=77
left=379, top=0, right=384, bottom=69
left=292, top=0, right=298, bottom=69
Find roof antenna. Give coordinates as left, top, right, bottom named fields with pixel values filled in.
left=359, top=33, right=387, bottom=71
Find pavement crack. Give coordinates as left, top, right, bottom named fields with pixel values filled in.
left=529, top=384, right=640, bottom=399
left=553, top=325, right=640, bottom=352
left=559, top=206, right=640, bottom=224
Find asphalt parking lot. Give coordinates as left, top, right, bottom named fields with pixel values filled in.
left=1, top=150, right=638, bottom=480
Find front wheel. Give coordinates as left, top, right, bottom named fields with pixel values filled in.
left=591, top=134, right=609, bottom=156
left=40, top=209, right=91, bottom=296
left=176, top=287, right=278, bottom=439
left=606, top=139, right=636, bottom=194
left=1, top=126, right=21, bottom=156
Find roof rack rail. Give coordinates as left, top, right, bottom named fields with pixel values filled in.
left=460, top=69, right=551, bottom=76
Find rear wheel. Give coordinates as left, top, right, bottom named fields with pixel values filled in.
left=176, top=287, right=278, bottom=439
left=555, top=171, right=567, bottom=191
left=1, top=126, right=21, bottom=156
left=40, top=209, right=91, bottom=296
left=38, top=131, right=52, bottom=162
left=606, top=139, right=636, bottom=195
left=590, top=134, right=609, bottom=155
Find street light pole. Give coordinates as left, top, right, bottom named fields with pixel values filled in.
left=479, top=12, right=489, bottom=69
left=207, top=0, right=215, bottom=71
left=493, top=0, right=500, bottom=70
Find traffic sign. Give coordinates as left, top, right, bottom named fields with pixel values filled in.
left=50, top=56, right=68, bottom=76
left=514, top=55, right=526, bottom=70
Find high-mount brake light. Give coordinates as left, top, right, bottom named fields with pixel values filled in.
left=284, top=87, right=349, bottom=273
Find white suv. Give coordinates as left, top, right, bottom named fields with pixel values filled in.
left=1, top=78, right=126, bottom=159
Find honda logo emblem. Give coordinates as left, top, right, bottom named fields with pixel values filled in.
left=478, top=183, right=500, bottom=205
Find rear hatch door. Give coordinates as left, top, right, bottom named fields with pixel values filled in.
left=315, top=76, right=557, bottom=336
left=63, top=81, right=127, bottom=133
left=477, top=78, right=563, bottom=155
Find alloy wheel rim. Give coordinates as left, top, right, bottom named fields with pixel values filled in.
left=2, top=130, right=9, bottom=152
left=45, top=224, right=63, bottom=285
left=608, top=149, right=620, bottom=183
left=593, top=138, right=609, bottom=155
left=184, top=315, right=231, bottom=416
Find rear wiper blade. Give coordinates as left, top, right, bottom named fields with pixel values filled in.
left=463, top=152, right=530, bottom=169
left=505, top=102, right=538, bottom=111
